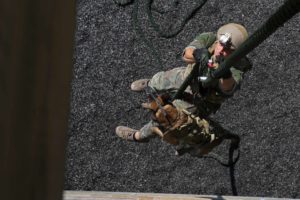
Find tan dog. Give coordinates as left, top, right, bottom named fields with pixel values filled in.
left=142, top=95, right=179, bottom=128
left=142, top=94, right=190, bottom=144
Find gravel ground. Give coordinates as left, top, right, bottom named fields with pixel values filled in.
left=65, top=0, right=300, bottom=198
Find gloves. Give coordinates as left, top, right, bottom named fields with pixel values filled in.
left=201, top=67, right=232, bottom=88
left=201, top=70, right=217, bottom=88
left=192, top=48, right=210, bottom=65
left=219, top=67, right=232, bottom=79
left=193, top=48, right=211, bottom=77
left=213, top=55, right=232, bottom=79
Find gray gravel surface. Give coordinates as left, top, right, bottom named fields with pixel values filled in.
left=65, top=0, right=300, bottom=198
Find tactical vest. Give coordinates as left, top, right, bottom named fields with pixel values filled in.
left=142, top=94, right=220, bottom=155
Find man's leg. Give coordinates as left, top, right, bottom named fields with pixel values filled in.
left=117, top=67, right=192, bottom=141
left=131, top=79, right=150, bottom=92
left=148, top=67, right=187, bottom=92
left=130, top=67, right=190, bottom=93
left=115, top=120, right=159, bottom=142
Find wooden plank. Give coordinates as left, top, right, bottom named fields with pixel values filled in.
left=63, top=191, right=297, bottom=200
left=0, top=0, right=75, bottom=200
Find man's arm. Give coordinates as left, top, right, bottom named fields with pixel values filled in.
left=183, top=47, right=196, bottom=64
left=218, top=57, right=252, bottom=94
left=219, top=77, right=236, bottom=92
left=217, top=67, right=244, bottom=96
left=182, top=32, right=216, bottom=64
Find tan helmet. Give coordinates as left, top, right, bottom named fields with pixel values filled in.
left=217, top=23, right=248, bottom=50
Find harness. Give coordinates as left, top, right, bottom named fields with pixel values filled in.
left=143, top=86, right=240, bottom=166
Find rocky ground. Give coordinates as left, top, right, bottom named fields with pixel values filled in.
left=65, top=0, right=300, bottom=198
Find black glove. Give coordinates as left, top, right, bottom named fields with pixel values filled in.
left=213, top=55, right=232, bottom=79
left=201, top=67, right=232, bottom=88
left=192, top=48, right=210, bottom=65
left=201, top=70, right=217, bottom=88
left=193, top=48, right=211, bottom=78
left=219, top=67, right=232, bottom=79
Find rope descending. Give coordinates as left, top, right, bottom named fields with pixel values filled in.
left=114, top=0, right=209, bottom=66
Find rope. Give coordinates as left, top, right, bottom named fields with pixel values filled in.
left=113, top=0, right=133, bottom=6
left=172, top=62, right=200, bottom=100
left=213, top=0, right=300, bottom=78
left=132, top=0, right=163, bottom=65
left=147, top=0, right=208, bottom=38
left=113, top=0, right=209, bottom=66
left=202, top=148, right=240, bottom=167
left=197, top=123, right=241, bottom=167
left=190, top=117, right=240, bottom=166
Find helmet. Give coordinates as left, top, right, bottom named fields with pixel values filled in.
left=217, top=23, right=248, bottom=50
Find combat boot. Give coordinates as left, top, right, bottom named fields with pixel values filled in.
left=130, top=79, right=149, bottom=92
left=115, top=126, right=137, bottom=141
left=115, top=126, right=150, bottom=142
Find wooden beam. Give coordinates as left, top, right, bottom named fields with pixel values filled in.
left=0, top=0, right=75, bottom=200
left=63, top=191, right=295, bottom=200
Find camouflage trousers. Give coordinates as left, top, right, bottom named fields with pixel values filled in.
left=139, top=66, right=220, bottom=140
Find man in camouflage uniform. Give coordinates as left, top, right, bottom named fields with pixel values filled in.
left=115, top=23, right=251, bottom=153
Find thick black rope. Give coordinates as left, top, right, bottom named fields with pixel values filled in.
left=172, top=62, right=200, bottom=100
left=213, top=0, right=300, bottom=78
